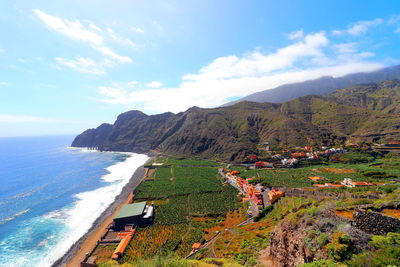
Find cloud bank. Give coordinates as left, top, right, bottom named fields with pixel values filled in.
left=97, top=30, right=383, bottom=113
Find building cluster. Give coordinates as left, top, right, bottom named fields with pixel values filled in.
left=313, top=178, right=376, bottom=188
left=222, top=169, right=285, bottom=209
left=250, top=145, right=348, bottom=168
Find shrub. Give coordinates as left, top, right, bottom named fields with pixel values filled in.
left=253, top=205, right=273, bottom=222
left=248, top=177, right=264, bottom=185
left=347, top=241, right=400, bottom=267
left=362, top=171, right=397, bottom=179
left=300, top=259, right=347, bottom=267
left=317, top=233, right=329, bottom=248
left=326, top=232, right=355, bottom=261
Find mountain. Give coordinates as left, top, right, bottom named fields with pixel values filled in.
left=223, top=65, right=400, bottom=106
left=72, top=80, right=400, bottom=161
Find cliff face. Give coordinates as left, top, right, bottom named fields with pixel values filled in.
left=72, top=80, right=400, bottom=161
left=72, top=123, right=112, bottom=148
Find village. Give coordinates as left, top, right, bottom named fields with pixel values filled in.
left=79, top=141, right=400, bottom=267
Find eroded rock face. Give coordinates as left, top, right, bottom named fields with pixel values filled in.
left=269, top=219, right=314, bottom=267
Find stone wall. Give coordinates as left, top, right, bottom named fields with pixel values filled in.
left=282, top=187, right=357, bottom=200
left=352, top=208, right=400, bottom=235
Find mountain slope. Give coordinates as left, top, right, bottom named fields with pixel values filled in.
left=72, top=80, right=400, bottom=161
left=223, top=65, right=400, bottom=106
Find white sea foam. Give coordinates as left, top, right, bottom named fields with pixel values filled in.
left=0, top=209, right=30, bottom=225
left=36, top=152, right=149, bottom=267
left=66, top=146, right=100, bottom=153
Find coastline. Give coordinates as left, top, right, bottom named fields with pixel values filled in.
left=53, top=156, right=152, bottom=267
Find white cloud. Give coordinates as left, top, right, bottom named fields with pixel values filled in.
left=0, top=82, right=8, bottom=86
left=332, top=42, right=358, bottom=54
left=0, top=114, right=56, bottom=123
left=88, top=23, right=102, bottom=32
left=131, top=26, right=144, bottom=33
left=388, top=15, right=400, bottom=25
left=332, top=18, right=383, bottom=36
left=56, top=57, right=106, bottom=75
left=184, top=32, right=329, bottom=81
left=127, top=81, right=139, bottom=87
left=93, top=46, right=132, bottom=63
left=107, top=28, right=138, bottom=49
left=34, top=9, right=103, bottom=45
left=96, top=31, right=383, bottom=113
left=0, top=48, right=4, bottom=53
left=34, top=9, right=133, bottom=73
left=97, top=62, right=382, bottom=113
left=98, top=86, right=130, bottom=104
left=287, top=30, right=304, bottom=40
left=145, top=81, right=163, bottom=88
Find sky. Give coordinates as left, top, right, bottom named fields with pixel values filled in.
left=1, top=0, right=400, bottom=137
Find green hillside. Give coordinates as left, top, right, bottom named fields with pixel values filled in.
left=72, top=80, right=400, bottom=161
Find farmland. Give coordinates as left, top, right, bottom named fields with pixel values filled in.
left=122, top=157, right=241, bottom=262
left=229, top=156, right=400, bottom=188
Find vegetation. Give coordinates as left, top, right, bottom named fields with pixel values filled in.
left=121, top=158, right=240, bottom=262
left=106, top=153, right=400, bottom=266
left=230, top=154, right=400, bottom=188
left=346, top=233, right=400, bottom=267
left=74, top=80, right=400, bottom=162
left=326, top=232, right=355, bottom=262
left=100, top=254, right=244, bottom=267
left=253, top=205, right=273, bottom=222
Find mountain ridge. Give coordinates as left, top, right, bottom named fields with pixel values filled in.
left=222, top=65, right=400, bottom=106
left=72, top=80, right=400, bottom=161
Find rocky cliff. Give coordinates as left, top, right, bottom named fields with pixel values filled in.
left=72, top=80, right=400, bottom=161
left=269, top=210, right=371, bottom=267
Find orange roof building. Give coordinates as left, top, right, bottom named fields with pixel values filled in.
left=192, top=243, right=201, bottom=251
left=268, top=189, right=285, bottom=204
left=308, top=176, right=323, bottom=182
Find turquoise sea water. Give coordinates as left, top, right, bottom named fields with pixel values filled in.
left=0, top=136, right=148, bottom=267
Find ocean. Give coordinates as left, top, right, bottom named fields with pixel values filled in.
left=0, top=135, right=148, bottom=267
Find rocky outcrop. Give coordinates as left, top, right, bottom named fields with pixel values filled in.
left=72, top=123, right=112, bottom=148
left=352, top=208, right=400, bottom=235
left=269, top=210, right=371, bottom=267
left=269, top=218, right=314, bottom=266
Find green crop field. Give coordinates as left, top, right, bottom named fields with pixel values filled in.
left=123, top=157, right=240, bottom=262
left=230, top=156, right=400, bottom=188
left=164, top=157, right=221, bottom=166
left=135, top=166, right=224, bottom=199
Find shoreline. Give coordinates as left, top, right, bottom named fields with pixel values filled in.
left=53, top=156, right=152, bottom=267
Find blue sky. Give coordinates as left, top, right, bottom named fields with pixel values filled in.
left=1, top=0, right=400, bottom=137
